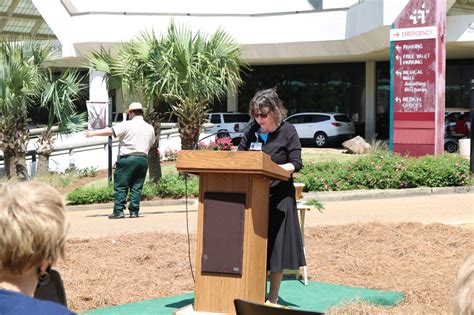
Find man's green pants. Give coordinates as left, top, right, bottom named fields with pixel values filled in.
left=113, top=155, right=148, bottom=215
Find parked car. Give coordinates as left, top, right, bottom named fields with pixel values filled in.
left=444, top=133, right=463, bottom=153
left=206, top=112, right=251, bottom=145
left=445, top=108, right=471, bottom=134
left=285, top=112, right=356, bottom=147
left=444, top=108, right=471, bottom=153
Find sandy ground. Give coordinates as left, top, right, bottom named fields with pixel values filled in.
left=55, top=192, right=474, bottom=314
left=57, top=224, right=473, bottom=314
left=65, top=193, right=474, bottom=238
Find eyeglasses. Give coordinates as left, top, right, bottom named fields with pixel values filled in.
left=254, top=112, right=270, bottom=119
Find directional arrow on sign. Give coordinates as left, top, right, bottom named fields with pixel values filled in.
left=395, top=97, right=401, bottom=103
left=395, top=70, right=402, bottom=77
left=395, top=54, right=402, bottom=65
left=396, top=45, right=402, bottom=53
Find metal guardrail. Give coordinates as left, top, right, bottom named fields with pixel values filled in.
left=27, top=122, right=180, bottom=136
left=0, top=123, right=214, bottom=164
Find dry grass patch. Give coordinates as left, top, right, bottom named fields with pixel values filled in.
left=57, top=222, right=473, bottom=314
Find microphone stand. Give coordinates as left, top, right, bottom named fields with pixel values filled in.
left=193, top=119, right=256, bottom=150
left=193, top=131, right=234, bottom=150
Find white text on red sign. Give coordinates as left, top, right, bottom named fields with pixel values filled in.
left=390, top=26, right=437, bottom=41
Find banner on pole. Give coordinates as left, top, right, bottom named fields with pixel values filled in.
left=86, top=101, right=108, bottom=130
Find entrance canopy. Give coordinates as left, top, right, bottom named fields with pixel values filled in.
left=0, top=0, right=55, bottom=39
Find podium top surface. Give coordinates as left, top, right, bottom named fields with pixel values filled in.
left=176, top=150, right=290, bottom=180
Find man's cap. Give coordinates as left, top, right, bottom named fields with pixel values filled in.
left=126, top=102, right=143, bottom=112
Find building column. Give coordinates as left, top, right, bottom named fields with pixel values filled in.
left=227, top=87, right=238, bottom=112
left=89, top=70, right=109, bottom=102
left=365, top=61, right=376, bottom=140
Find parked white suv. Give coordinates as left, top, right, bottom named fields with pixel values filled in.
left=207, top=112, right=251, bottom=145
left=285, top=112, right=356, bottom=147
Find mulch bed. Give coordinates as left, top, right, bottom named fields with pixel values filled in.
left=56, top=222, right=473, bottom=314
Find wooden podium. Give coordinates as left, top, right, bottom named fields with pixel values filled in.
left=176, top=150, right=290, bottom=314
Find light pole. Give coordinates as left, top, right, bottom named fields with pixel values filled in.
left=470, top=79, right=474, bottom=174
left=108, top=99, right=113, bottom=184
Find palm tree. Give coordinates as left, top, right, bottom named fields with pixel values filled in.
left=0, top=39, right=54, bottom=179
left=35, top=70, right=86, bottom=176
left=143, top=22, right=247, bottom=149
left=87, top=47, right=163, bottom=183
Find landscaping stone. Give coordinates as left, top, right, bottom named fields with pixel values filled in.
left=342, top=136, right=371, bottom=154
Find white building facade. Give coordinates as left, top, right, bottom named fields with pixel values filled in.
left=1, top=0, right=469, bottom=138
left=0, top=0, right=472, bottom=174
left=29, top=0, right=473, bottom=141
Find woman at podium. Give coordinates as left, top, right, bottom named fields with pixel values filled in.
left=238, top=88, right=306, bottom=306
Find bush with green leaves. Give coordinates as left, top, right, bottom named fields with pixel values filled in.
left=141, top=174, right=199, bottom=199
left=67, top=184, right=114, bottom=205
left=296, top=152, right=470, bottom=192
left=64, top=166, right=98, bottom=177
left=66, top=174, right=199, bottom=205
left=401, top=154, right=470, bottom=188
left=36, top=172, right=79, bottom=189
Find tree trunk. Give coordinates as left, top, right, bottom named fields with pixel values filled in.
left=146, top=113, right=162, bottom=184
left=3, top=150, right=12, bottom=179
left=148, top=137, right=162, bottom=183
left=1, top=117, right=30, bottom=180
left=179, top=122, right=201, bottom=150
left=175, top=101, right=208, bottom=150
left=37, top=153, right=50, bottom=177
left=4, top=148, right=28, bottom=180
left=35, top=134, right=54, bottom=177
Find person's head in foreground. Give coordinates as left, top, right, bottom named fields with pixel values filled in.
left=0, top=181, right=74, bottom=314
left=249, top=88, right=288, bottom=133
left=452, top=252, right=474, bottom=315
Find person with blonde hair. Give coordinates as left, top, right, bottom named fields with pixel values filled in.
left=453, top=252, right=474, bottom=315
left=0, top=181, right=75, bottom=314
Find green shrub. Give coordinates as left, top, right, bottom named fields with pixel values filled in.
left=66, top=174, right=199, bottom=205
left=37, top=172, right=79, bottom=188
left=77, top=166, right=98, bottom=177
left=402, top=154, right=470, bottom=187
left=141, top=174, right=199, bottom=199
left=296, top=152, right=470, bottom=192
left=64, top=166, right=98, bottom=177
left=65, top=152, right=470, bottom=204
left=67, top=184, right=114, bottom=205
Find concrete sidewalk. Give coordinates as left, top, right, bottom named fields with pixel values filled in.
left=66, top=187, right=474, bottom=239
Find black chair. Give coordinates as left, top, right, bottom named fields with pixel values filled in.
left=234, top=299, right=324, bottom=315
left=34, top=269, right=68, bottom=307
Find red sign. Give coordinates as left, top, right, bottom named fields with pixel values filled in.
left=393, top=39, right=436, bottom=112
left=390, top=0, right=446, bottom=156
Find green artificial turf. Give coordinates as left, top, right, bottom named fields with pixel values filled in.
left=83, top=280, right=404, bottom=314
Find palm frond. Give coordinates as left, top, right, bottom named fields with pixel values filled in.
left=40, top=69, right=85, bottom=131
left=58, top=112, right=87, bottom=135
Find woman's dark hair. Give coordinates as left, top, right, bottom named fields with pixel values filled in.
left=248, top=88, right=287, bottom=126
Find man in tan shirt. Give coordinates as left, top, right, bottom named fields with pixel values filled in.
left=85, top=102, right=155, bottom=219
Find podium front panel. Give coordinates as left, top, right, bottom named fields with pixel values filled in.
left=202, top=192, right=245, bottom=275
left=195, top=173, right=270, bottom=314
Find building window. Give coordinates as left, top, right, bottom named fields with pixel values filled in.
left=238, top=63, right=365, bottom=119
